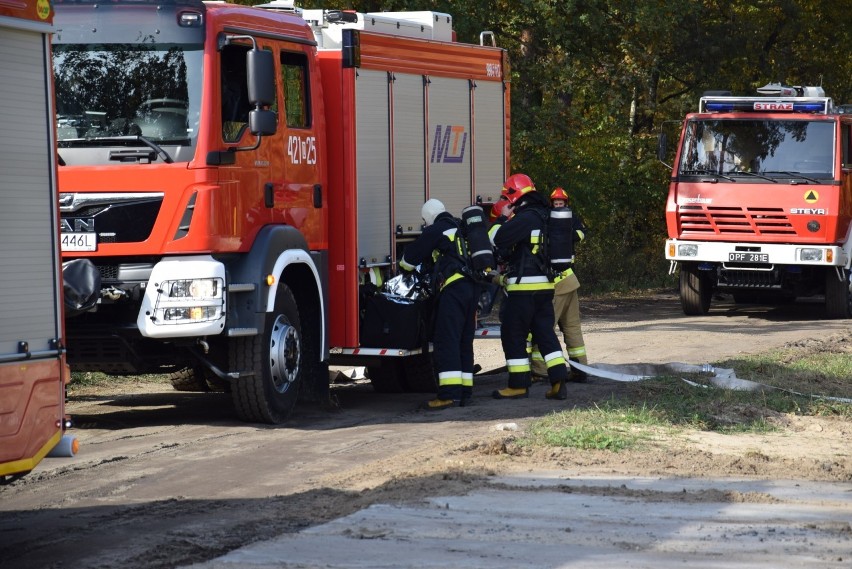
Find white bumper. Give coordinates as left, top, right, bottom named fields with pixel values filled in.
left=665, top=239, right=848, bottom=267
left=137, top=255, right=226, bottom=338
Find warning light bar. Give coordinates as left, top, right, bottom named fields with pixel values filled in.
left=699, top=97, right=833, bottom=114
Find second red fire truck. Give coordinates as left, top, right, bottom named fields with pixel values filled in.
left=662, top=83, right=852, bottom=318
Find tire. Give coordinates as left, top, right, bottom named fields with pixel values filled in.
left=679, top=264, right=712, bottom=315
left=168, top=366, right=230, bottom=393
left=366, top=362, right=405, bottom=393
left=168, top=367, right=210, bottom=392
left=230, top=283, right=303, bottom=423
left=824, top=268, right=852, bottom=319
left=398, top=353, right=437, bottom=393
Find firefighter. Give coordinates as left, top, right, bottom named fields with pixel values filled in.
left=488, top=174, right=571, bottom=400
left=531, top=187, right=589, bottom=381
left=399, top=199, right=479, bottom=410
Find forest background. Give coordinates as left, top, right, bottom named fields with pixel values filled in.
left=256, top=0, right=852, bottom=292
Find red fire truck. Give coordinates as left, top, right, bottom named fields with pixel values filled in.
left=52, top=0, right=509, bottom=423
left=0, top=0, right=74, bottom=481
left=662, top=83, right=852, bottom=318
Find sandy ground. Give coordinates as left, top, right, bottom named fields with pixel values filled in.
left=1, top=292, right=851, bottom=568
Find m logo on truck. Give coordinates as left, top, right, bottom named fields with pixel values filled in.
left=431, top=125, right=468, bottom=164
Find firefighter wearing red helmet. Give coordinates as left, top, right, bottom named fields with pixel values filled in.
left=530, top=187, right=589, bottom=382
left=550, top=187, right=569, bottom=206
left=488, top=173, right=534, bottom=223
left=487, top=174, right=570, bottom=400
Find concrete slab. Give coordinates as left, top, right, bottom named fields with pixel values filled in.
left=186, top=474, right=852, bottom=569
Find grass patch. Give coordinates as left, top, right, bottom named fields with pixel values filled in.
left=522, top=345, right=852, bottom=452
left=70, top=371, right=170, bottom=388
left=521, top=401, right=665, bottom=451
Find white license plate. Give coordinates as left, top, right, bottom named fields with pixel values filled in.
left=728, top=252, right=768, bottom=263
left=61, top=232, right=97, bottom=251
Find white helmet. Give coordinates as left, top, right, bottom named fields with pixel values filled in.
left=421, top=199, right=446, bottom=226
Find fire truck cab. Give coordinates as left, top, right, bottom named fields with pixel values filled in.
left=662, top=83, right=852, bottom=318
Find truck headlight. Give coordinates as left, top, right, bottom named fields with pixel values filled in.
left=164, top=306, right=220, bottom=321
left=164, top=278, right=221, bottom=299
left=678, top=244, right=698, bottom=257
left=798, top=248, right=823, bottom=262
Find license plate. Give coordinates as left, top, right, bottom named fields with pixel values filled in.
left=728, top=252, right=768, bottom=263
left=61, top=232, right=97, bottom=251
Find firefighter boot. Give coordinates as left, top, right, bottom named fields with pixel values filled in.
left=545, top=380, right=568, bottom=400
left=421, top=398, right=460, bottom=411
left=568, top=357, right=588, bottom=383
left=491, top=387, right=529, bottom=399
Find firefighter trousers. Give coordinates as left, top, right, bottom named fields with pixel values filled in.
left=532, top=272, right=587, bottom=376
left=432, top=278, right=478, bottom=401
left=501, top=290, right=569, bottom=389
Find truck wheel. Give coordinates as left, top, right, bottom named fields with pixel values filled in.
left=399, top=353, right=437, bottom=393
left=231, top=283, right=302, bottom=423
left=168, top=366, right=229, bottom=392
left=680, top=264, right=712, bottom=315
left=168, top=367, right=211, bottom=392
left=366, top=362, right=405, bottom=393
left=824, top=268, right=852, bottom=319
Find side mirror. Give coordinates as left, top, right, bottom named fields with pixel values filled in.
left=247, top=48, right=274, bottom=107
left=249, top=109, right=277, bottom=137
left=657, top=132, right=667, bottom=162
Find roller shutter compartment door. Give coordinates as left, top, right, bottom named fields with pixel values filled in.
left=426, top=76, right=472, bottom=218
left=354, top=69, right=392, bottom=267
left=473, top=80, right=506, bottom=201
left=0, top=28, right=62, bottom=360
left=391, top=73, right=426, bottom=236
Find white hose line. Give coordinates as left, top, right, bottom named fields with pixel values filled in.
left=569, top=360, right=852, bottom=404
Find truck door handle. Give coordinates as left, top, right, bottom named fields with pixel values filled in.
left=313, top=184, right=322, bottom=208
left=264, top=182, right=274, bottom=208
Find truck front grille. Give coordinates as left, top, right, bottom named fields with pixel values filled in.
left=679, top=205, right=795, bottom=236
left=718, top=268, right=782, bottom=288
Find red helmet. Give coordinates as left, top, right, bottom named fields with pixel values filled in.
left=550, top=187, right=569, bottom=202
left=502, top=173, right=535, bottom=205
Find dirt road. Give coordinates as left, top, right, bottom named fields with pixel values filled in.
left=2, top=292, right=851, bottom=568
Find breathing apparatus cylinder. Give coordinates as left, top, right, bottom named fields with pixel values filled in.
left=461, top=205, right=495, bottom=272
left=548, top=207, right=575, bottom=273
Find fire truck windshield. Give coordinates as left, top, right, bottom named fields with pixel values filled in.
left=679, top=119, right=835, bottom=182
left=53, top=44, right=203, bottom=149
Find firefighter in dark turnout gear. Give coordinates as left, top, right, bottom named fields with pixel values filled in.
left=400, top=199, right=479, bottom=410
left=488, top=174, right=571, bottom=400
left=531, top=187, right=589, bottom=381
